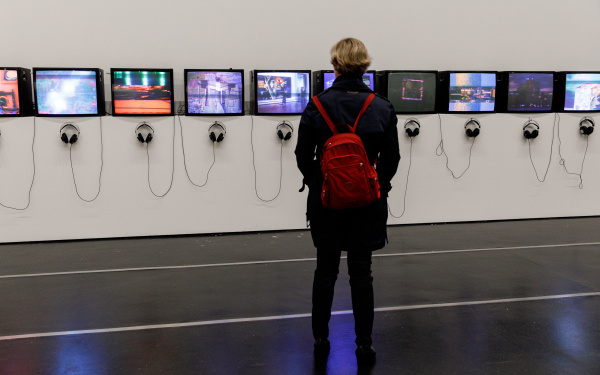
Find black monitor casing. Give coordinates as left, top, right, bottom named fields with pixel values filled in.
left=0, top=67, right=34, bottom=117
left=437, top=71, right=501, bottom=114
left=33, top=67, right=106, bottom=117
left=110, top=68, right=174, bottom=117
left=184, top=69, right=245, bottom=116
left=376, top=70, right=439, bottom=114
left=251, top=70, right=311, bottom=116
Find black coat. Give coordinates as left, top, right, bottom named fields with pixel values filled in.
left=295, top=74, right=400, bottom=252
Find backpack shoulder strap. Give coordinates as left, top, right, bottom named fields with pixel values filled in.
left=352, top=93, right=376, bottom=131
left=312, top=96, right=336, bottom=134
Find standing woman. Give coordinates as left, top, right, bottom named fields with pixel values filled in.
left=295, top=38, right=400, bottom=366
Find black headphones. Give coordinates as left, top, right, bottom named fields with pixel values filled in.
left=465, top=118, right=481, bottom=138
left=209, top=121, right=226, bottom=143
left=277, top=121, right=293, bottom=141
left=579, top=116, right=595, bottom=135
left=60, top=123, right=80, bottom=144
left=523, top=119, right=540, bottom=139
left=135, top=122, right=154, bottom=143
left=404, top=118, right=420, bottom=137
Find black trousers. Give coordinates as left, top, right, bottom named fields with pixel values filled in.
left=312, top=248, right=374, bottom=347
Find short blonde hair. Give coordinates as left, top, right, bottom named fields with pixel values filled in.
left=330, top=38, right=372, bottom=76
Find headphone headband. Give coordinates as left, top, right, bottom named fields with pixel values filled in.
left=580, top=116, right=595, bottom=127
left=404, top=117, right=421, bottom=129
left=60, top=123, right=80, bottom=135
left=135, top=122, right=154, bottom=134
left=208, top=121, right=226, bottom=134
left=464, top=118, right=480, bottom=129
left=523, top=119, right=540, bottom=131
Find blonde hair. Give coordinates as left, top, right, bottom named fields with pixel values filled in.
left=330, top=38, right=372, bottom=76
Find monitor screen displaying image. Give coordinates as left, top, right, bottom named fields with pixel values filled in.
left=254, top=71, right=310, bottom=115
left=185, top=70, right=244, bottom=115
left=0, top=69, right=21, bottom=116
left=34, top=69, right=102, bottom=116
left=563, top=73, right=600, bottom=112
left=111, top=69, right=174, bottom=116
left=322, top=71, right=375, bottom=91
left=507, top=72, right=554, bottom=112
left=387, top=71, right=437, bottom=113
left=448, top=72, right=497, bottom=112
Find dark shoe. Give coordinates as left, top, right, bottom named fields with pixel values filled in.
left=356, top=345, right=376, bottom=367
left=314, top=338, right=331, bottom=359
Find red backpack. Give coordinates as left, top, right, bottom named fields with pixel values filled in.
left=312, top=93, right=380, bottom=209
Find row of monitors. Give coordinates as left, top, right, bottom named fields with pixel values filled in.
left=1, top=68, right=599, bottom=117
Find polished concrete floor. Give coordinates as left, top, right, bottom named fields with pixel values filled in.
left=0, top=217, right=599, bottom=374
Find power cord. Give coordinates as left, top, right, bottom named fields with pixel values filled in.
left=436, top=114, right=475, bottom=179
left=251, top=115, right=284, bottom=202
left=146, top=117, right=176, bottom=197
left=527, top=116, right=556, bottom=183
left=178, top=115, right=216, bottom=188
left=68, top=117, right=104, bottom=202
left=389, top=137, right=413, bottom=218
left=556, top=113, right=587, bottom=189
left=0, top=117, right=36, bottom=210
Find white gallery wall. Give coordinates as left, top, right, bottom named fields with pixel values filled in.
left=1, top=0, right=599, bottom=243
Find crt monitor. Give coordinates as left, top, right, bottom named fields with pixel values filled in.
left=440, top=71, right=498, bottom=113
left=33, top=68, right=106, bottom=116
left=252, top=70, right=311, bottom=115
left=313, top=70, right=375, bottom=95
left=376, top=71, right=438, bottom=114
left=0, top=68, right=34, bottom=117
left=185, top=69, right=244, bottom=116
left=560, top=72, right=600, bottom=112
left=111, top=69, right=174, bottom=116
left=502, top=72, right=556, bottom=113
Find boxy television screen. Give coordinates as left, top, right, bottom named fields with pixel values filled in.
left=0, top=69, right=21, bottom=116
left=34, top=69, right=101, bottom=116
left=323, top=71, right=375, bottom=91
left=563, top=73, right=600, bottom=112
left=255, top=71, right=310, bottom=115
left=186, top=70, right=244, bottom=115
left=448, top=72, right=497, bottom=112
left=507, top=72, right=554, bottom=112
left=111, top=69, right=174, bottom=115
left=387, top=71, right=437, bottom=113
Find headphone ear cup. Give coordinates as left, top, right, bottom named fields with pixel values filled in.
left=472, top=128, right=479, bottom=137
left=70, top=134, right=78, bottom=144
left=209, top=132, right=216, bottom=142
left=137, top=133, right=145, bottom=143
left=61, top=132, right=69, bottom=144
left=217, top=133, right=224, bottom=142
left=277, top=130, right=284, bottom=140
left=531, top=129, right=539, bottom=138
left=284, top=131, right=292, bottom=141
left=412, top=127, right=419, bottom=137
left=145, top=133, right=153, bottom=143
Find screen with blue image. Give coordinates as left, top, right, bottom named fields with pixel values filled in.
left=35, top=70, right=99, bottom=115
left=186, top=71, right=243, bottom=114
left=564, top=73, right=600, bottom=111
left=507, top=73, right=554, bottom=112
left=449, top=72, right=496, bottom=112
left=323, top=72, right=375, bottom=90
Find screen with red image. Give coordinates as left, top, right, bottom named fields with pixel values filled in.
left=111, top=69, right=173, bottom=115
left=0, top=69, right=21, bottom=115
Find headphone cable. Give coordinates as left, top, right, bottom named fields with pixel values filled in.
left=178, top=115, right=216, bottom=188
left=146, top=117, right=176, bottom=197
left=68, top=117, right=104, bottom=202
left=389, top=137, right=413, bottom=218
left=436, top=114, right=475, bottom=179
left=527, top=116, right=556, bottom=183
left=251, top=115, right=284, bottom=202
left=556, top=113, right=586, bottom=189
left=0, top=117, right=36, bottom=210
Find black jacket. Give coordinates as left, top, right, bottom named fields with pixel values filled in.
left=295, top=74, right=400, bottom=251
